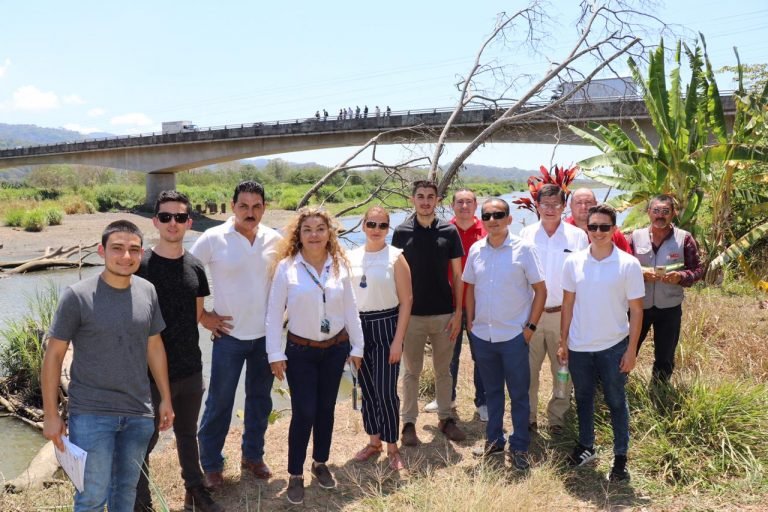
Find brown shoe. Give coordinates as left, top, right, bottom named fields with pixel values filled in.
left=438, top=418, right=466, bottom=442
left=401, top=422, right=420, bottom=446
left=202, top=471, right=224, bottom=491
left=241, top=459, right=272, bottom=479
left=185, top=484, right=225, bottom=512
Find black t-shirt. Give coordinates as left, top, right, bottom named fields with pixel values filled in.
left=137, top=249, right=210, bottom=381
left=392, top=216, right=464, bottom=316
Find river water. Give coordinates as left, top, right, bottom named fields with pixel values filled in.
left=0, top=188, right=624, bottom=479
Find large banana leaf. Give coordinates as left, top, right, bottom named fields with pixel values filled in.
left=737, top=256, right=768, bottom=292
left=708, top=220, right=768, bottom=270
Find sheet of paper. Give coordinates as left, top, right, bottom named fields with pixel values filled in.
left=54, top=435, right=87, bottom=493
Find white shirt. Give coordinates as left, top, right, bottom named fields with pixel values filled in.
left=348, top=245, right=402, bottom=312
left=189, top=218, right=281, bottom=340
left=520, top=221, right=588, bottom=308
left=562, top=246, right=645, bottom=352
left=266, top=253, right=365, bottom=363
left=463, top=233, right=545, bottom=342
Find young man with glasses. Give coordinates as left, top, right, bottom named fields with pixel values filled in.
left=392, top=180, right=466, bottom=445
left=558, top=204, right=645, bottom=482
left=464, top=199, right=546, bottom=470
left=628, top=195, right=703, bottom=382
left=424, top=189, right=488, bottom=421
left=520, top=184, right=588, bottom=435
left=566, top=188, right=632, bottom=253
left=134, top=191, right=223, bottom=512
left=191, top=181, right=282, bottom=489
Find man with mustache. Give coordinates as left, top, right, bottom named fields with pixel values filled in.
left=190, top=181, right=282, bottom=489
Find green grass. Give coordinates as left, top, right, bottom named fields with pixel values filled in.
left=3, top=208, right=25, bottom=227
left=44, top=207, right=64, bottom=226
left=21, top=209, right=47, bottom=232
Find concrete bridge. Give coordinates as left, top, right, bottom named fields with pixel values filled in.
left=0, top=96, right=736, bottom=204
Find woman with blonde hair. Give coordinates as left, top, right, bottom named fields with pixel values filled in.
left=266, top=207, right=364, bottom=505
left=348, top=206, right=412, bottom=470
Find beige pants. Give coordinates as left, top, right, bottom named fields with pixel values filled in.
left=401, top=314, right=454, bottom=423
left=528, top=310, right=572, bottom=426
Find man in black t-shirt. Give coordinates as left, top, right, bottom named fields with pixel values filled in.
left=134, top=191, right=223, bottom=512
left=392, top=180, right=466, bottom=445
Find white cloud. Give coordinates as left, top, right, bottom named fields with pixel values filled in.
left=63, top=123, right=102, bottom=134
left=0, top=58, right=10, bottom=78
left=62, top=94, right=85, bottom=105
left=110, top=112, right=153, bottom=126
left=11, top=85, right=60, bottom=110
left=87, top=107, right=106, bottom=117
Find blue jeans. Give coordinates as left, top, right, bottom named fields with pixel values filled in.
left=450, top=316, right=486, bottom=406
left=198, top=335, right=274, bottom=472
left=569, top=338, right=630, bottom=456
left=471, top=332, right=530, bottom=452
left=68, top=413, right=154, bottom=512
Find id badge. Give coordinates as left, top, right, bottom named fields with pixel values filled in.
left=320, top=318, right=330, bottom=334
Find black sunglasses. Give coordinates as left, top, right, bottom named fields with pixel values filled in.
left=157, top=212, right=190, bottom=224
left=365, top=221, right=389, bottom=230
left=481, top=211, right=507, bottom=221
left=587, top=223, right=613, bottom=232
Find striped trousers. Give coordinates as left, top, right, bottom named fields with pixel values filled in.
left=358, top=307, right=401, bottom=443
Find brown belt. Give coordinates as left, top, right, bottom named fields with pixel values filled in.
left=544, top=305, right=562, bottom=313
left=287, top=328, right=349, bottom=349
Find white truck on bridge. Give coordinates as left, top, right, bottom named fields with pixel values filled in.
left=552, top=77, right=638, bottom=102
left=162, top=121, right=198, bottom=134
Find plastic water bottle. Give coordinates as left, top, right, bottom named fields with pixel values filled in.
left=554, top=365, right=570, bottom=399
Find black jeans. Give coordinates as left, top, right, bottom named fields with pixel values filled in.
left=285, top=340, right=350, bottom=475
left=135, top=371, right=205, bottom=511
left=637, top=305, right=683, bottom=382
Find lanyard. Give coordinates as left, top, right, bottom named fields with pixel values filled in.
left=300, top=261, right=331, bottom=333
left=300, top=262, right=329, bottom=303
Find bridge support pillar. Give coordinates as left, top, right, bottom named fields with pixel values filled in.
left=145, top=173, right=176, bottom=208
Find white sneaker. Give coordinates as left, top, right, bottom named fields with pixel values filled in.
left=424, top=399, right=456, bottom=412
left=476, top=405, right=489, bottom=422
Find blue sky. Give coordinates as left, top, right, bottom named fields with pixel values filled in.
left=1, top=1, right=766, bottom=171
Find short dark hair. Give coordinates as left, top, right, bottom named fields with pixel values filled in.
left=451, top=188, right=476, bottom=204
left=537, top=184, right=566, bottom=204
left=482, top=198, right=510, bottom=216
left=411, top=179, right=439, bottom=197
left=233, top=180, right=266, bottom=204
left=649, top=194, right=676, bottom=211
left=154, top=190, right=190, bottom=214
left=587, top=204, right=617, bottom=225
left=101, top=220, right=143, bottom=247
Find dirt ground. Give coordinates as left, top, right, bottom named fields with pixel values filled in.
left=0, top=209, right=297, bottom=262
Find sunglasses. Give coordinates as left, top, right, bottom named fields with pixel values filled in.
left=481, top=211, right=507, bottom=221
left=156, top=212, right=190, bottom=224
left=587, top=223, right=613, bottom=232
left=364, top=221, right=389, bottom=230
left=650, top=208, right=671, bottom=215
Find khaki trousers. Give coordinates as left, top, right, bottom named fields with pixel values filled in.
left=528, top=310, right=572, bottom=426
left=401, top=314, right=455, bottom=423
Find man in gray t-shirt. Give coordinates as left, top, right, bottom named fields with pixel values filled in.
left=41, top=220, right=174, bottom=512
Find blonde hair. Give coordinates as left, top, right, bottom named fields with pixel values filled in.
left=273, top=207, right=349, bottom=276
left=363, top=205, right=390, bottom=223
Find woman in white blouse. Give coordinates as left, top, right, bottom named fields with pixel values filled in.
left=266, top=207, right=364, bottom=505
left=348, top=206, right=412, bottom=470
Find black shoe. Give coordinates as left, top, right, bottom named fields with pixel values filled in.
left=509, top=450, right=531, bottom=471
left=184, top=484, right=224, bottom=512
left=609, top=454, right=630, bottom=482
left=528, top=421, right=538, bottom=432
left=547, top=424, right=564, bottom=436
left=286, top=476, right=304, bottom=505
left=311, top=462, right=336, bottom=489
left=567, top=444, right=596, bottom=467
left=472, top=441, right=504, bottom=458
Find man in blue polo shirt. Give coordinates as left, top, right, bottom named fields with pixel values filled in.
left=393, top=180, right=466, bottom=445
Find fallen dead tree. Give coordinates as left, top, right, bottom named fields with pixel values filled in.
left=0, top=242, right=100, bottom=275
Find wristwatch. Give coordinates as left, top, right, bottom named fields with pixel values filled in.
left=525, top=322, right=537, bottom=332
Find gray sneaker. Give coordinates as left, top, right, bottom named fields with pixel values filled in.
left=286, top=476, right=304, bottom=505
left=311, top=462, right=336, bottom=489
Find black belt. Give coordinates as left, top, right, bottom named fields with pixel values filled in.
left=544, top=305, right=562, bottom=313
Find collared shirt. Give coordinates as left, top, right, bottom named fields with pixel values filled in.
left=189, top=217, right=281, bottom=340
left=562, top=246, right=645, bottom=352
left=448, top=216, right=487, bottom=307
left=265, top=253, right=365, bottom=363
left=564, top=216, right=633, bottom=254
left=463, top=233, right=544, bottom=342
left=520, top=221, right=588, bottom=308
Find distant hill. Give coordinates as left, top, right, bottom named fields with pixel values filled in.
left=0, top=123, right=100, bottom=149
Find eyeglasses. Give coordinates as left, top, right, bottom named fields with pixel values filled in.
left=587, top=223, right=613, bottom=232
left=538, top=202, right=563, bottom=210
left=650, top=208, right=671, bottom=215
left=364, top=221, right=389, bottom=230
left=156, top=212, right=190, bottom=223
left=481, top=211, right=507, bottom=221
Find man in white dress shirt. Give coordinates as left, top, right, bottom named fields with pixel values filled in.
left=520, top=184, right=588, bottom=435
left=190, top=181, right=282, bottom=489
